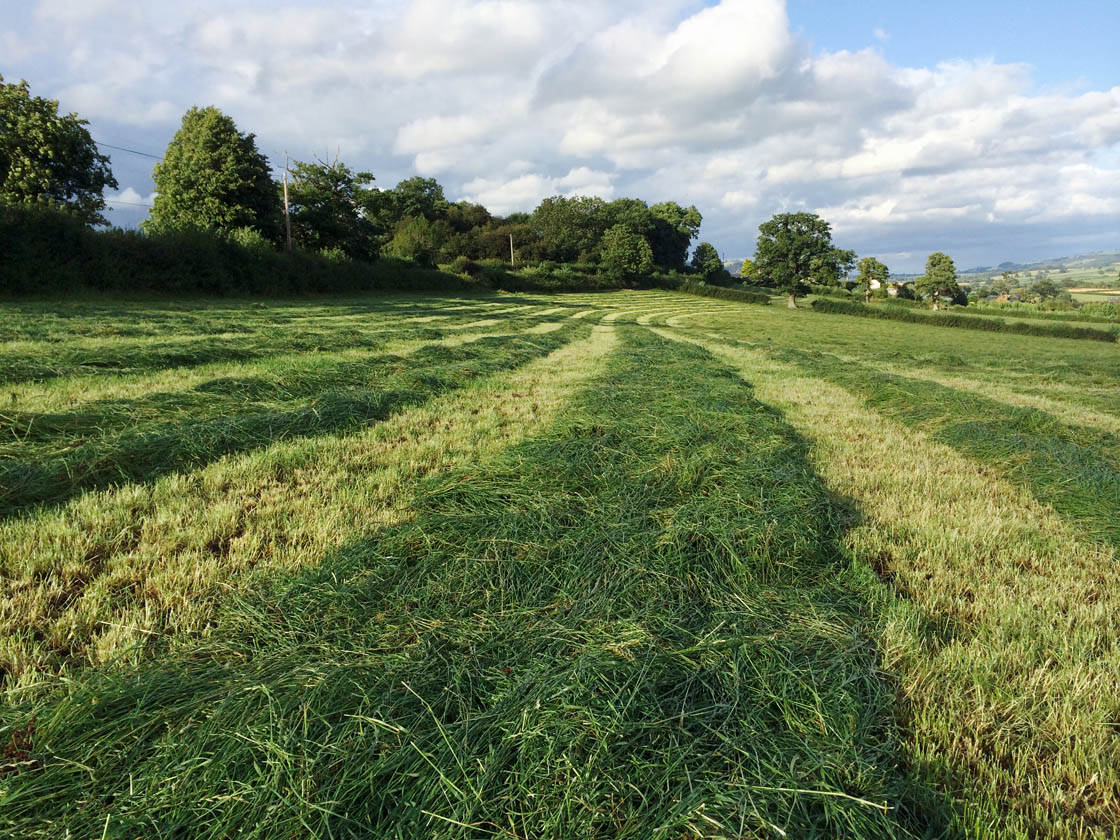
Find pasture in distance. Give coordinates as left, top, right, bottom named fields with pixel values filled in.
left=1, top=291, right=1118, bottom=839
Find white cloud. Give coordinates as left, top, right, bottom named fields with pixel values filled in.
left=6, top=0, right=1118, bottom=268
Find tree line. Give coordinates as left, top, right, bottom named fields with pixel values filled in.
left=2, top=75, right=974, bottom=306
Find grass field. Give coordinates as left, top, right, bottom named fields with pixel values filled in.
left=1, top=291, right=1117, bottom=838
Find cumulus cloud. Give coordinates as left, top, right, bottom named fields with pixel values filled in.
left=6, top=0, right=1118, bottom=268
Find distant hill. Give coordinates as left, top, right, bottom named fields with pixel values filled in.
left=958, top=250, right=1120, bottom=283
left=727, top=250, right=1119, bottom=286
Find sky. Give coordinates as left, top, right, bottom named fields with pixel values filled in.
left=3, top=0, right=1118, bottom=272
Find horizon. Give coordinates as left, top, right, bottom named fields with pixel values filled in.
left=3, top=0, right=1118, bottom=273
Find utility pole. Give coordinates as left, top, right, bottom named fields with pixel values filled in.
left=509, top=234, right=515, bottom=266
left=282, top=154, right=292, bottom=252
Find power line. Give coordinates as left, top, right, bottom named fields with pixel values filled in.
left=94, top=140, right=162, bottom=160
left=107, top=199, right=154, bottom=208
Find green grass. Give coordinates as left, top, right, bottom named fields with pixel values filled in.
left=1, top=290, right=1118, bottom=838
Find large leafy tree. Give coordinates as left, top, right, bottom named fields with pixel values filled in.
left=0, top=75, right=117, bottom=226
left=914, top=252, right=961, bottom=308
left=600, top=223, right=653, bottom=285
left=649, top=201, right=702, bottom=269
left=146, top=106, right=280, bottom=239
left=530, top=196, right=607, bottom=263
left=287, top=158, right=376, bottom=260
left=754, top=212, right=846, bottom=308
left=856, top=256, right=889, bottom=302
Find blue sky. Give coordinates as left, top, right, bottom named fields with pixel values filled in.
left=2, top=0, right=1117, bottom=271
left=788, top=0, right=1120, bottom=91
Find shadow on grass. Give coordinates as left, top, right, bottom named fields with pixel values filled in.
left=750, top=343, right=1120, bottom=553
left=0, top=330, right=579, bottom=518
left=0, top=325, right=444, bottom=387
left=1, top=327, right=953, bottom=839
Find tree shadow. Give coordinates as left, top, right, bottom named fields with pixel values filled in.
left=743, top=341, right=1120, bottom=555
left=0, top=330, right=577, bottom=518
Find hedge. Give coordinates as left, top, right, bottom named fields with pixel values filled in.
left=811, top=298, right=1117, bottom=342
left=677, top=279, right=771, bottom=305
left=0, top=204, right=486, bottom=297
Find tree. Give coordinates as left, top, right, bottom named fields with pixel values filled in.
left=531, top=195, right=607, bottom=263
left=739, top=258, right=756, bottom=283
left=992, top=272, right=1013, bottom=297
left=856, top=256, right=889, bottom=303
left=914, top=252, right=960, bottom=308
left=649, top=201, right=702, bottom=269
left=754, top=212, right=846, bottom=308
left=0, top=75, right=117, bottom=226
left=1029, top=276, right=1059, bottom=300
left=146, top=106, right=280, bottom=239
left=600, top=223, right=653, bottom=285
left=286, top=157, right=376, bottom=260
left=690, top=241, right=726, bottom=282
left=383, top=215, right=442, bottom=267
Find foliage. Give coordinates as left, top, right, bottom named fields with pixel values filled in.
left=0, top=203, right=473, bottom=297
left=530, top=195, right=607, bottom=263
left=648, top=201, right=702, bottom=269
left=1028, top=276, right=1061, bottom=300
left=739, top=257, right=756, bottom=281
left=0, top=75, right=117, bottom=225
left=689, top=241, right=726, bottom=282
left=599, top=223, right=654, bottom=285
left=753, top=212, right=849, bottom=304
left=383, top=215, right=443, bottom=267
left=146, top=106, right=281, bottom=240
left=287, top=158, right=377, bottom=260
left=677, top=278, right=770, bottom=305
left=810, top=298, right=1117, bottom=342
left=856, top=257, right=890, bottom=301
left=914, top=252, right=961, bottom=305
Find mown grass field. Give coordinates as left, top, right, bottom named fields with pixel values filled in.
left=1, top=291, right=1117, bottom=838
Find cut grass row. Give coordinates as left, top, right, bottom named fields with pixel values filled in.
left=0, top=323, right=605, bottom=691
left=0, top=306, right=579, bottom=387
left=1, top=326, right=938, bottom=838
left=0, top=328, right=580, bottom=516
left=663, top=315, right=1120, bottom=838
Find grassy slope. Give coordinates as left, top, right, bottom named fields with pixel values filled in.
left=1, top=290, right=1118, bottom=838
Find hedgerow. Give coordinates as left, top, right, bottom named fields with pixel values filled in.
left=811, top=298, right=1117, bottom=342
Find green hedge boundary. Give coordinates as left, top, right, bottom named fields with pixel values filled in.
left=677, top=279, right=771, bottom=305
left=811, top=298, right=1118, bottom=342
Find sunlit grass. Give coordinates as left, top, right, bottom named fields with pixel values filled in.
left=1, top=290, right=1117, bottom=838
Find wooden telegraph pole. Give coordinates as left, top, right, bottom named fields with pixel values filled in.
left=282, top=155, right=293, bottom=252
left=509, top=234, right=515, bottom=266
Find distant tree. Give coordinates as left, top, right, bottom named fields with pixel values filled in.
left=690, top=241, right=726, bottom=282
left=600, top=223, right=653, bottom=285
left=739, top=257, right=756, bottom=282
left=754, top=212, right=846, bottom=308
left=1029, top=276, right=1060, bottom=300
left=914, top=252, right=960, bottom=308
left=286, top=158, right=376, bottom=260
left=147, top=106, right=280, bottom=239
left=992, top=272, right=1013, bottom=297
left=0, top=75, right=117, bottom=225
left=855, top=256, right=889, bottom=303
